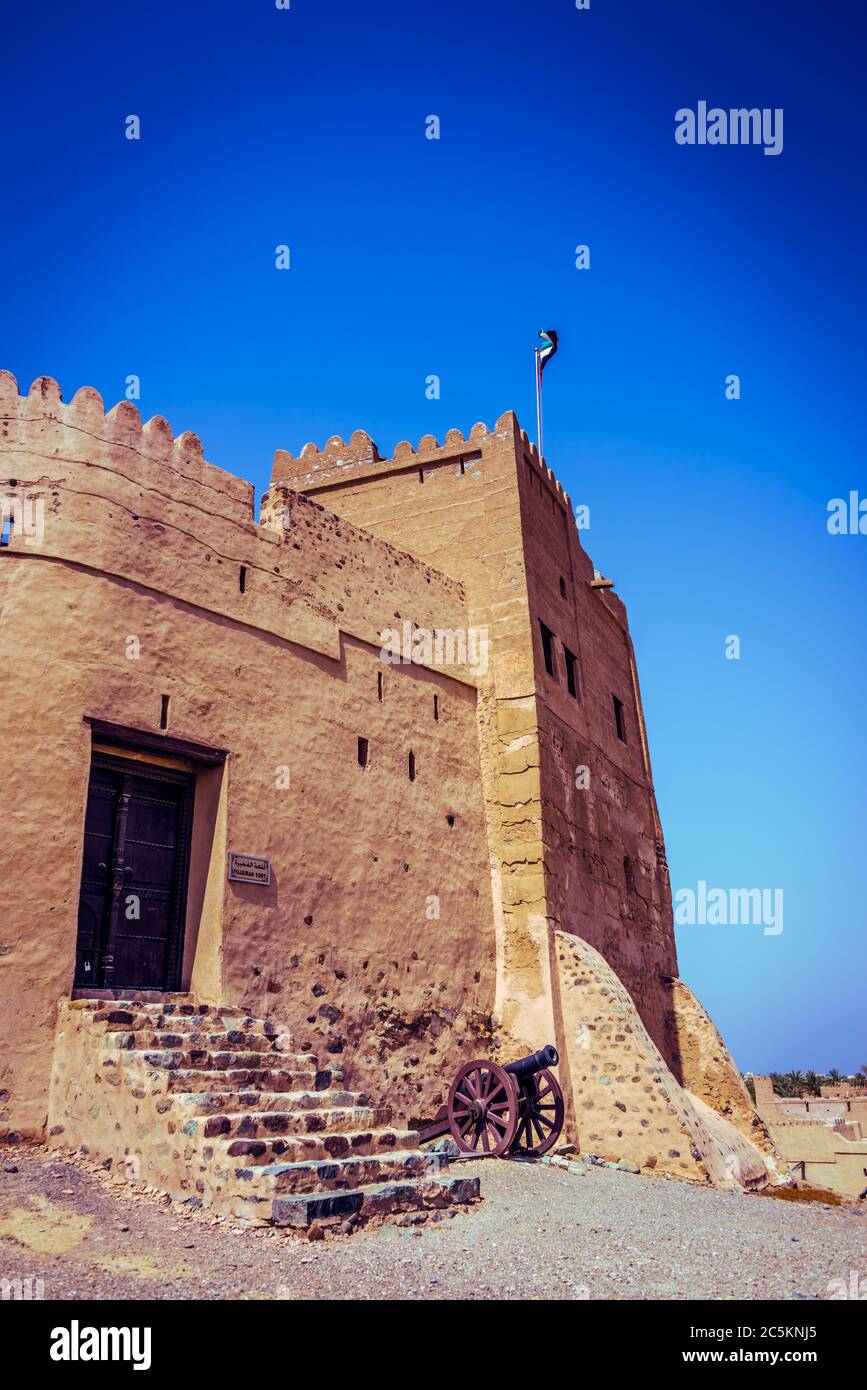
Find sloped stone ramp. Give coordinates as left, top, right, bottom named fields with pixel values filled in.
left=555, top=933, right=774, bottom=1189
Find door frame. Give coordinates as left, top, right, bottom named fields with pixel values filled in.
left=77, top=751, right=196, bottom=992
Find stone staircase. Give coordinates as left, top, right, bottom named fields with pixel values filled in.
left=48, top=997, right=480, bottom=1232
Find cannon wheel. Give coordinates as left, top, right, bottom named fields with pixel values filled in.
left=447, top=1059, right=519, bottom=1157
left=511, top=1068, right=565, bottom=1156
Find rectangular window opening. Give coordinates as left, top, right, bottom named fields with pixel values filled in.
left=377, top=670, right=383, bottom=702
left=539, top=621, right=556, bottom=678
left=358, top=737, right=369, bottom=768
left=624, top=856, right=636, bottom=894
left=0, top=516, right=12, bottom=547
left=559, top=576, right=567, bottom=598
left=433, top=694, right=439, bottom=721
left=564, top=646, right=579, bottom=699
left=612, top=694, right=627, bottom=743
left=418, top=467, right=425, bottom=484
left=408, top=750, right=416, bottom=781
left=239, top=565, right=247, bottom=593
left=160, top=694, right=170, bottom=731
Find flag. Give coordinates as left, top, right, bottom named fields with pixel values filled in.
left=537, top=328, right=558, bottom=375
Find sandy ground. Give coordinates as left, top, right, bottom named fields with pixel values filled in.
left=1, top=1145, right=864, bottom=1301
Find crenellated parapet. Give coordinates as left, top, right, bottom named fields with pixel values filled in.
left=269, top=411, right=516, bottom=495
left=0, top=371, right=254, bottom=518
left=266, top=407, right=600, bottom=565
left=0, top=371, right=479, bottom=686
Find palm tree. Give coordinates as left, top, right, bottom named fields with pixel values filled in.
left=786, top=1070, right=806, bottom=1096
left=769, top=1071, right=786, bottom=1097
left=804, top=1071, right=821, bottom=1097
left=827, top=1068, right=843, bottom=1086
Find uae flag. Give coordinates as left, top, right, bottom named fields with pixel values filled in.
left=536, top=328, right=558, bottom=384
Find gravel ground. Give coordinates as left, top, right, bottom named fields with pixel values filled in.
left=1, top=1145, right=864, bottom=1301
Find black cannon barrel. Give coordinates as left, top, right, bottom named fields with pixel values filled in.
left=504, top=1043, right=559, bottom=1081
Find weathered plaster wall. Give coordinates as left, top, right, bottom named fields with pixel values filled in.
left=269, top=419, right=678, bottom=1065
left=0, top=373, right=496, bottom=1136
left=266, top=416, right=557, bottom=1057
left=517, top=448, right=678, bottom=1065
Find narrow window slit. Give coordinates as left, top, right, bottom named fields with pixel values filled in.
left=539, top=621, right=556, bottom=678
left=239, top=565, right=247, bottom=593
left=358, top=737, right=369, bottom=768
left=408, top=750, right=416, bottom=782
left=377, top=671, right=383, bottom=702
left=624, top=856, right=636, bottom=894
left=160, top=694, right=170, bottom=730
left=433, top=694, right=439, bottom=721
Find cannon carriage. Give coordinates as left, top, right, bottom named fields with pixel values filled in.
left=418, top=1044, right=565, bottom=1158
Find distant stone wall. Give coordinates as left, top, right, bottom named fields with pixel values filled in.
left=766, top=1118, right=867, bottom=1198
left=753, top=1077, right=867, bottom=1129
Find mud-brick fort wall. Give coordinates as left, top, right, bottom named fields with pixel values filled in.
left=265, top=413, right=680, bottom=1070
left=265, top=415, right=549, bottom=1058
left=515, top=446, right=678, bottom=1065
left=0, top=373, right=496, bottom=1137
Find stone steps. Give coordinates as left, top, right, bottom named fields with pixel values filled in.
left=134, top=1048, right=314, bottom=1073
left=78, top=1000, right=254, bottom=1024
left=106, top=1030, right=280, bottom=1054
left=227, top=1148, right=437, bottom=1195
left=208, top=1126, right=419, bottom=1164
left=181, top=1088, right=357, bottom=1117
left=103, top=1013, right=281, bottom=1037
left=265, top=1173, right=481, bottom=1230
left=51, top=994, right=482, bottom=1233
left=193, top=1103, right=391, bottom=1138
left=164, top=1067, right=318, bottom=1093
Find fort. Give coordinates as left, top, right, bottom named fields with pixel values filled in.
left=0, top=370, right=780, bottom=1228
left=753, top=1076, right=867, bottom=1197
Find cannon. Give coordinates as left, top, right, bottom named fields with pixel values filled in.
left=417, top=1044, right=565, bottom=1158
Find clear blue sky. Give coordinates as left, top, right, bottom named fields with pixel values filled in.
left=3, top=1, right=864, bottom=1073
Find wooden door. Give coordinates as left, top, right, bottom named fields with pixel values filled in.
left=74, top=755, right=194, bottom=991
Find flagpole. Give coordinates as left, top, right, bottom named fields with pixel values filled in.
left=535, top=348, right=543, bottom=462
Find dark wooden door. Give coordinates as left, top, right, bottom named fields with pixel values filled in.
left=75, top=755, right=195, bottom=991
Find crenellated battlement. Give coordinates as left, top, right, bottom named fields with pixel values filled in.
left=0, top=370, right=476, bottom=684
left=0, top=371, right=253, bottom=515
left=269, top=407, right=578, bottom=535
